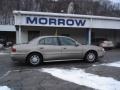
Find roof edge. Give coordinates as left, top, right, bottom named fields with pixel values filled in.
left=13, top=10, right=120, bottom=21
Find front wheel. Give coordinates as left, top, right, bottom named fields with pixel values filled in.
left=27, top=53, right=42, bottom=66
left=84, top=51, right=98, bottom=63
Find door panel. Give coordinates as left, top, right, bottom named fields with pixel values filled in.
left=59, top=37, right=83, bottom=59
left=38, top=37, right=62, bottom=61
left=42, top=45, right=62, bottom=60
left=61, top=46, right=83, bottom=59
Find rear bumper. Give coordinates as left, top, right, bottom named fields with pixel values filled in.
left=10, top=53, right=26, bottom=63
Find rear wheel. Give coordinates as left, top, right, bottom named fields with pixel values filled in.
left=27, top=53, right=43, bottom=66
left=84, top=51, right=98, bottom=63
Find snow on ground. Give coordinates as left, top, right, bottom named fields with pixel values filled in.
left=0, top=86, right=11, bottom=90
left=92, top=61, right=120, bottom=68
left=0, top=52, right=9, bottom=55
left=41, top=68, right=120, bottom=90
left=102, top=61, right=120, bottom=68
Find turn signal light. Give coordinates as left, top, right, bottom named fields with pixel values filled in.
left=11, top=47, right=16, bottom=52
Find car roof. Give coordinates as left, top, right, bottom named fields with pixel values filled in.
left=37, top=36, right=70, bottom=39
left=29, top=36, right=71, bottom=44
left=41, top=36, right=68, bottom=38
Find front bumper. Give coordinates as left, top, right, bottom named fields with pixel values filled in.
left=97, top=49, right=105, bottom=58
left=100, top=44, right=114, bottom=48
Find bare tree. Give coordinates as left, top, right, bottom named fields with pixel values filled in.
left=0, top=0, right=120, bottom=25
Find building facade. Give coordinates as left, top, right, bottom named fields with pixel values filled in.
left=0, top=25, right=16, bottom=44
left=2, top=11, right=120, bottom=46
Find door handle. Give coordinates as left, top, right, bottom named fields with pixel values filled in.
left=40, top=47, right=44, bottom=49
left=63, top=48, right=66, bottom=49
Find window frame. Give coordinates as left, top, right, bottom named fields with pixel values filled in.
left=58, top=37, right=77, bottom=46
left=38, top=37, right=60, bottom=46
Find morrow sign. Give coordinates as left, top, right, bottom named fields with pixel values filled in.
left=26, top=17, right=86, bottom=27
left=14, top=11, right=120, bottom=29
left=14, top=15, right=90, bottom=28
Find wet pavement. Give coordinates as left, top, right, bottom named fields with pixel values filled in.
left=0, top=49, right=120, bottom=90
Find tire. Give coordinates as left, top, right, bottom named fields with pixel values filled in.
left=84, top=51, right=98, bottom=63
left=27, top=53, right=43, bottom=66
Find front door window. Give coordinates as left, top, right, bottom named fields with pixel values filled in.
left=59, top=37, right=76, bottom=46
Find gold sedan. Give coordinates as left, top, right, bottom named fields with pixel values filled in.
left=11, top=36, right=105, bottom=66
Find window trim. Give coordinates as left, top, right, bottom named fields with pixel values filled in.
left=38, top=37, right=60, bottom=46
left=58, top=37, right=77, bottom=46
left=39, top=38, right=45, bottom=45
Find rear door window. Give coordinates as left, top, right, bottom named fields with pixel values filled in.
left=39, top=37, right=59, bottom=45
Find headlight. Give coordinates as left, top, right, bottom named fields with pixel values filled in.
left=101, top=48, right=105, bottom=52
left=99, top=47, right=105, bottom=52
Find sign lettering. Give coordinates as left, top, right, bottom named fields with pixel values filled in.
left=26, top=16, right=86, bottom=27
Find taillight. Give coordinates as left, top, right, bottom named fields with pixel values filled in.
left=11, top=47, right=16, bottom=52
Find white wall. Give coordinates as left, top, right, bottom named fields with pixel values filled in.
left=0, top=25, right=16, bottom=31
left=16, top=26, right=120, bottom=45
left=16, top=29, right=28, bottom=43
left=21, top=30, right=28, bottom=43
left=14, top=11, right=120, bottom=30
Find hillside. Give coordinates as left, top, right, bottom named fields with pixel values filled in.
left=0, top=0, right=120, bottom=25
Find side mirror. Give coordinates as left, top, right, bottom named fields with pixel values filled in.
left=75, top=43, right=79, bottom=47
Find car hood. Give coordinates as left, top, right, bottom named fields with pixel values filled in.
left=81, top=44, right=103, bottom=50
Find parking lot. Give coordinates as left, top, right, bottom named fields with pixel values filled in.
left=0, top=49, right=120, bottom=90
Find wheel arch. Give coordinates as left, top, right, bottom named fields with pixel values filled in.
left=83, top=50, right=98, bottom=62
left=84, top=50, right=98, bottom=58
left=26, top=51, right=44, bottom=62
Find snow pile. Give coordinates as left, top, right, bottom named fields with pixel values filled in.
left=0, top=86, right=11, bottom=90
left=0, top=52, right=9, bottom=55
left=41, top=68, right=120, bottom=90
left=103, top=61, right=120, bottom=68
